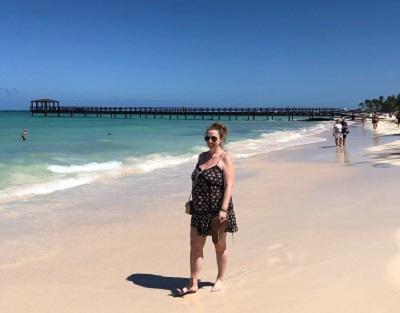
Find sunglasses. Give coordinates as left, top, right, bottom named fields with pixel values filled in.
left=204, top=136, right=218, bottom=142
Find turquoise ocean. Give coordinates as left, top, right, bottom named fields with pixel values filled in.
left=0, top=111, right=330, bottom=206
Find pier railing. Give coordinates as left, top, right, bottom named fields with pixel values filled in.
left=30, top=105, right=344, bottom=120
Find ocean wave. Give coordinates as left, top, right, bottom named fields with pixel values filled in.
left=0, top=122, right=330, bottom=204
left=227, top=122, right=329, bottom=158
left=47, top=161, right=122, bottom=174
left=0, top=154, right=197, bottom=204
left=125, top=154, right=195, bottom=173
left=0, top=175, right=97, bottom=204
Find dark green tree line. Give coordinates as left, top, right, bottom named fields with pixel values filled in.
left=358, top=93, right=400, bottom=112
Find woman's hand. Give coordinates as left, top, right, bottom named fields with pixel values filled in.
left=219, top=209, right=227, bottom=222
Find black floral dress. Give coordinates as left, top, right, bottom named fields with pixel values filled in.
left=190, top=164, right=238, bottom=237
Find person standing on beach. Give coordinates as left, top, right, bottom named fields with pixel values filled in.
left=333, top=119, right=343, bottom=147
left=178, top=122, right=238, bottom=295
left=341, top=118, right=349, bottom=146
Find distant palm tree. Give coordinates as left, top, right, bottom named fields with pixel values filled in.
left=397, top=94, right=400, bottom=111
left=386, top=95, right=397, bottom=111
left=365, top=99, right=371, bottom=111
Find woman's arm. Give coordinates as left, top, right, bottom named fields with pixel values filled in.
left=220, top=153, right=235, bottom=218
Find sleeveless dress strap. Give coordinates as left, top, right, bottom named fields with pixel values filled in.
left=198, top=151, right=225, bottom=170
left=216, top=152, right=225, bottom=169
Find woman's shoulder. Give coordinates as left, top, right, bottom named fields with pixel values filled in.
left=221, top=151, right=233, bottom=162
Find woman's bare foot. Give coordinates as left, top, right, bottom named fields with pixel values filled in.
left=176, top=279, right=198, bottom=296
left=211, top=278, right=224, bottom=292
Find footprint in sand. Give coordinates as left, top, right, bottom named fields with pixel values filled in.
left=267, top=243, right=287, bottom=251
left=228, top=267, right=251, bottom=278
left=266, top=243, right=292, bottom=266
left=387, top=229, right=400, bottom=289
left=267, top=254, right=292, bottom=266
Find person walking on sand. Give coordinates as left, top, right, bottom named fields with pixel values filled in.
left=372, top=112, right=379, bottom=130
left=341, top=118, right=349, bottom=146
left=177, top=122, right=238, bottom=296
left=333, top=119, right=343, bottom=147
left=361, top=114, right=366, bottom=127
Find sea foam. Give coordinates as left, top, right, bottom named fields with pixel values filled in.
left=47, top=161, right=122, bottom=174
left=0, top=175, right=96, bottom=205
left=228, top=122, right=329, bottom=158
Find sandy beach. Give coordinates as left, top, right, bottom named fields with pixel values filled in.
left=2, top=121, right=400, bottom=313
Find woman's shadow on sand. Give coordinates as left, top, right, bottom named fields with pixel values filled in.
left=126, top=274, right=213, bottom=297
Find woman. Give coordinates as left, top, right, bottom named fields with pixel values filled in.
left=333, top=119, right=343, bottom=147
left=341, top=118, right=349, bottom=146
left=178, top=122, right=238, bottom=295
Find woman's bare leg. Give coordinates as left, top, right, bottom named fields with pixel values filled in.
left=178, top=227, right=206, bottom=295
left=187, top=227, right=207, bottom=291
left=211, top=232, right=228, bottom=292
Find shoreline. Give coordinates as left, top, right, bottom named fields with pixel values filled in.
left=2, top=121, right=400, bottom=312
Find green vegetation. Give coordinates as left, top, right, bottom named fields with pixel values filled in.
left=358, top=93, right=400, bottom=112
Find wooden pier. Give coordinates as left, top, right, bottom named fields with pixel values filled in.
left=30, top=99, right=344, bottom=121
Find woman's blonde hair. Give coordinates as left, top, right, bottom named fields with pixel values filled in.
left=207, top=122, right=228, bottom=145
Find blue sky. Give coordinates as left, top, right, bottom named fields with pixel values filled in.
left=1, top=0, right=399, bottom=109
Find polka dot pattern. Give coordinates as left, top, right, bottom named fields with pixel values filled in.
left=190, top=165, right=238, bottom=237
